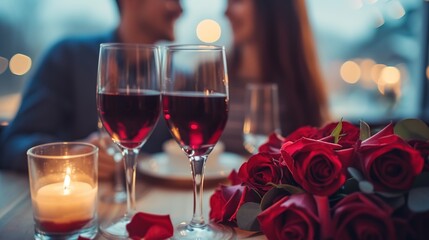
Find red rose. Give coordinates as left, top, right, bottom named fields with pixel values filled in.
left=126, top=212, right=173, bottom=240
left=257, top=193, right=320, bottom=240
left=258, top=133, right=285, bottom=156
left=238, top=152, right=291, bottom=194
left=316, top=121, right=360, bottom=148
left=227, top=169, right=242, bottom=185
left=209, top=185, right=260, bottom=225
left=281, top=138, right=353, bottom=196
left=284, top=126, right=319, bottom=142
left=209, top=184, right=244, bottom=225
left=408, top=140, right=429, bottom=171
left=356, top=124, right=424, bottom=192
left=332, top=192, right=397, bottom=240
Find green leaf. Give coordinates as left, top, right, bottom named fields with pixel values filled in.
left=260, top=185, right=304, bottom=210
left=408, top=187, right=429, bottom=212
left=394, top=119, right=429, bottom=141
left=360, top=120, right=371, bottom=141
left=236, top=202, right=261, bottom=231
left=359, top=180, right=374, bottom=194
left=347, top=167, right=364, bottom=181
left=331, top=118, right=343, bottom=144
left=275, top=184, right=305, bottom=194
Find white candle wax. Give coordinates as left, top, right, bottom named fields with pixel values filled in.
left=32, top=181, right=97, bottom=225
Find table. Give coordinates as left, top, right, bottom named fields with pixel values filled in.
left=0, top=170, right=265, bottom=239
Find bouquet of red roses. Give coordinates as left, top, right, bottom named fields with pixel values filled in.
left=209, top=119, right=429, bottom=240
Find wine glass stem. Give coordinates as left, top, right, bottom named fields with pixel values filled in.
left=113, top=159, right=124, bottom=193
left=189, top=155, right=207, bottom=227
left=122, top=148, right=139, bottom=218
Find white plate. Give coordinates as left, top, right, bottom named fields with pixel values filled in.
left=138, top=152, right=245, bottom=181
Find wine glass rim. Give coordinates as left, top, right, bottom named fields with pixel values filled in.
left=164, top=44, right=224, bottom=51
left=100, top=43, right=159, bottom=49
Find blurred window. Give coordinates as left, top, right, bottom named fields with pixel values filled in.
left=308, top=0, right=425, bottom=123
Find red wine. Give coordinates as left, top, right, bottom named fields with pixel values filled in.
left=37, top=219, right=91, bottom=233
left=98, top=91, right=160, bottom=149
left=162, top=92, right=228, bottom=156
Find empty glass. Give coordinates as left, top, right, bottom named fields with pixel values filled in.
left=243, top=83, right=281, bottom=154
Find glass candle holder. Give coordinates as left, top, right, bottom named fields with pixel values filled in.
left=27, top=142, right=98, bottom=240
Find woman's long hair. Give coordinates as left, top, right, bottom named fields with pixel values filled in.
left=229, top=0, right=329, bottom=134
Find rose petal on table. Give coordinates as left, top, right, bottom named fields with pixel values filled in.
left=126, top=212, right=173, bottom=240
left=77, top=236, right=91, bottom=240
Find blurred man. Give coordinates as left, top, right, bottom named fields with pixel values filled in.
left=0, top=0, right=182, bottom=178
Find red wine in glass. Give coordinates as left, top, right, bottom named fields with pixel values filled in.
left=162, top=44, right=233, bottom=239
left=98, top=90, right=160, bottom=149
left=97, top=43, right=160, bottom=239
left=162, top=92, right=228, bottom=156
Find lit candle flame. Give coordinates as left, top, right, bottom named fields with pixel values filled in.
left=63, top=167, right=71, bottom=195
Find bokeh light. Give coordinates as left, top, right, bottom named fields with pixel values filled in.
left=340, top=60, right=361, bottom=84
left=359, top=58, right=376, bottom=88
left=377, top=66, right=401, bottom=96
left=196, top=19, right=221, bottom=43
left=0, top=57, right=8, bottom=74
left=9, top=53, right=32, bottom=76
left=371, top=64, right=386, bottom=84
left=380, top=66, right=400, bottom=84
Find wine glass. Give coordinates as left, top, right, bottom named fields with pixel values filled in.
left=98, top=120, right=127, bottom=203
left=161, top=44, right=234, bottom=239
left=242, top=83, right=281, bottom=154
left=97, top=43, right=161, bottom=238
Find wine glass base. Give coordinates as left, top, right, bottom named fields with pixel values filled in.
left=172, top=221, right=235, bottom=240
left=99, top=216, right=131, bottom=239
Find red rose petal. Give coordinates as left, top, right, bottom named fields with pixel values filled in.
left=77, top=236, right=91, bottom=240
left=126, top=212, right=173, bottom=240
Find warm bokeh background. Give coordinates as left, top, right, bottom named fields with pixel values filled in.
left=1, top=0, right=428, bottom=125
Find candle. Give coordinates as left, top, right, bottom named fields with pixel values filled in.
left=32, top=172, right=97, bottom=233
left=27, top=142, right=99, bottom=238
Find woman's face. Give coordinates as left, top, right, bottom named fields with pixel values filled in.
left=225, top=0, right=256, bottom=45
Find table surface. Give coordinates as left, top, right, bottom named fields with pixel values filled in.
left=0, top=169, right=265, bottom=239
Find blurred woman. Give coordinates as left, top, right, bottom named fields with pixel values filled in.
left=223, top=0, right=330, bottom=154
